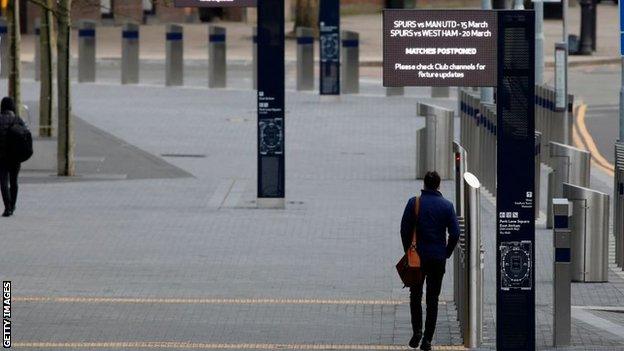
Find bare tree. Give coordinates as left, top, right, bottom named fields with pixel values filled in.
left=7, top=0, right=21, bottom=114
left=56, top=0, right=73, bottom=176
left=38, top=0, right=54, bottom=137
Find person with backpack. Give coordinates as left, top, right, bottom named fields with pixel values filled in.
left=0, top=97, right=28, bottom=217
left=400, top=171, right=460, bottom=350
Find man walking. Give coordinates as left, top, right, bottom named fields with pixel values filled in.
left=0, top=97, right=25, bottom=217
left=400, top=171, right=460, bottom=350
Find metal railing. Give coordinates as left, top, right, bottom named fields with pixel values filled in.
left=535, top=85, right=574, bottom=165
left=459, top=86, right=576, bottom=202
left=459, top=90, right=496, bottom=194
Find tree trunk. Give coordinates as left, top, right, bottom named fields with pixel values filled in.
left=7, top=0, right=21, bottom=115
left=39, top=0, right=54, bottom=137
left=293, top=0, right=318, bottom=36
left=57, top=0, right=73, bottom=176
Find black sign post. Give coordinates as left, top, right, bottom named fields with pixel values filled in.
left=257, top=0, right=285, bottom=207
left=383, top=9, right=536, bottom=350
left=496, top=11, right=535, bottom=350
left=319, top=0, right=340, bottom=95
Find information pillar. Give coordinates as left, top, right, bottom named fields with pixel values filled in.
left=319, top=0, right=340, bottom=95
left=496, top=10, right=536, bottom=351
left=257, top=0, right=285, bottom=205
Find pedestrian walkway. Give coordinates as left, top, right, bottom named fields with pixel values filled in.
left=1, top=66, right=624, bottom=349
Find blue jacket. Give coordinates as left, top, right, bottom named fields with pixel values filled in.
left=400, top=189, right=460, bottom=261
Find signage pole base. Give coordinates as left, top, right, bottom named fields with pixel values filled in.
left=257, top=197, right=285, bottom=209
left=319, top=95, right=341, bottom=103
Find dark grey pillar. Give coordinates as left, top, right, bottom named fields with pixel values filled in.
left=296, top=27, right=314, bottom=91
left=386, top=87, right=404, bottom=96
left=576, top=0, right=594, bottom=55
left=78, top=20, right=96, bottom=83
left=0, top=18, right=7, bottom=79
left=166, top=24, right=184, bottom=86
left=34, top=18, right=40, bottom=82
left=208, top=25, right=226, bottom=88
left=121, top=22, right=139, bottom=85
left=340, top=30, right=359, bottom=94
left=252, top=27, right=257, bottom=90
left=432, top=86, right=450, bottom=98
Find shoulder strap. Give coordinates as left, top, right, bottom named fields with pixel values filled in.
left=414, top=196, right=420, bottom=217
left=411, top=197, right=420, bottom=246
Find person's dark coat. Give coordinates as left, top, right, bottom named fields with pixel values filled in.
left=400, top=189, right=460, bottom=261
left=0, top=111, right=26, bottom=165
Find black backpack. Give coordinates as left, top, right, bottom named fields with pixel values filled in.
left=8, top=120, right=33, bottom=163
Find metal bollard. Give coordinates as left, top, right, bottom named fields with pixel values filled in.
left=553, top=198, right=571, bottom=347
left=455, top=217, right=465, bottom=328
left=576, top=0, right=594, bottom=55
left=453, top=143, right=467, bottom=324
left=415, top=103, right=454, bottom=179
left=550, top=94, right=568, bottom=146
left=614, top=142, right=624, bottom=268
left=0, top=18, right=7, bottom=79
left=432, top=86, right=450, bottom=98
left=296, top=27, right=314, bottom=91
left=340, top=30, right=359, bottom=94
left=567, top=94, right=575, bottom=145
left=208, top=25, right=226, bottom=88
left=165, top=24, right=184, bottom=87
left=547, top=142, right=591, bottom=228
left=78, top=20, right=96, bottom=83
left=34, top=18, right=40, bottom=82
left=121, top=22, right=140, bottom=85
left=463, top=172, right=483, bottom=348
left=544, top=87, right=555, bottom=165
left=252, top=27, right=257, bottom=90
left=386, top=87, right=404, bottom=96
left=563, top=183, right=610, bottom=282
left=535, top=132, right=542, bottom=218
left=454, top=142, right=468, bottom=217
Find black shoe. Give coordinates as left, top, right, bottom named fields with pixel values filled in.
left=420, top=340, right=432, bottom=351
left=408, top=332, right=422, bottom=348
left=2, top=209, right=11, bottom=217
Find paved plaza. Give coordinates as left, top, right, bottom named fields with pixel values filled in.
left=0, top=57, right=622, bottom=350
left=5, top=2, right=624, bottom=344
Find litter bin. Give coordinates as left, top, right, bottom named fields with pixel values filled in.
left=562, top=183, right=609, bottom=282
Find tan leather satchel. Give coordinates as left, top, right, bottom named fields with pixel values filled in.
left=407, top=196, right=421, bottom=268
left=396, top=197, right=423, bottom=287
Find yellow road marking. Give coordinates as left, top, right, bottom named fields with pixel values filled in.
left=14, top=296, right=416, bottom=305
left=12, top=342, right=465, bottom=350
left=573, top=103, right=615, bottom=177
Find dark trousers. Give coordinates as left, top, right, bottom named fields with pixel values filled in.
left=0, top=162, right=20, bottom=211
left=409, top=258, right=446, bottom=342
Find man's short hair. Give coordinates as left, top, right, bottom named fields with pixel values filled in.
left=424, top=171, right=441, bottom=190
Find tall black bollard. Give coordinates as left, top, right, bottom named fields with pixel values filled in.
left=576, top=0, right=594, bottom=55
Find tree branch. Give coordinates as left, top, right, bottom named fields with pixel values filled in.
left=26, top=0, right=59, bottom=17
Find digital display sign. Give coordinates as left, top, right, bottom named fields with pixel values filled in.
left=383, top=10, right=498, bottom=87
left=496, top=11, right=535, bottom=351
left=174, top=0, right=256, bottom=7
